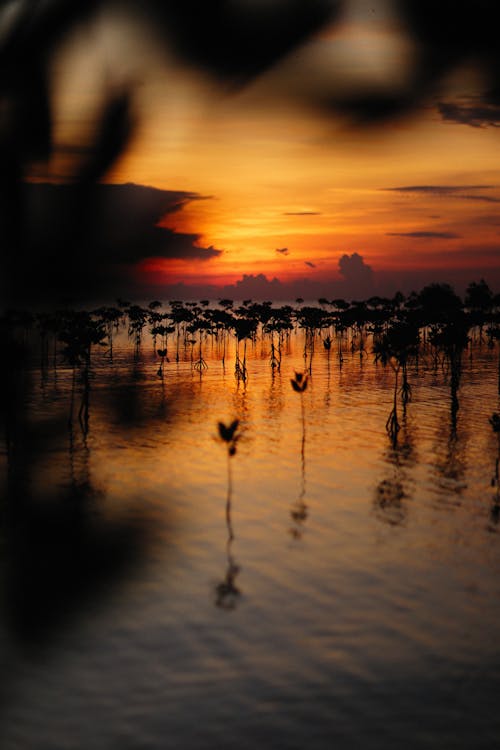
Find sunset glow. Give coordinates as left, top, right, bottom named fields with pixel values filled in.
left=34, top=1, right=500, bottom=298
left=4, top=5, right=500, bottom=748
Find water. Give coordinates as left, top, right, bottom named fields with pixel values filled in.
left=1, top=329, right=500, bottom=749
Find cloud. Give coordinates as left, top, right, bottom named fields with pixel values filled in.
left=275, top=247, right=290, bottom=255
left=23, top=182, right=219, bottom=261
left=437, top=99, right=500, bottom=128
left=2, top=182, right=221, bottom=305
left=283, top=211, right=321, bottom=216
left=338, top=252, right=374, bottom=296
left=452, top=194, right=500, bottom=204
left=305, top=261, right=316, bottom=268
left=384, top=185, right=495, bottom=194
left=386, top=231, right=461, bottom=239
left=383, top=185, right=500, bottom=203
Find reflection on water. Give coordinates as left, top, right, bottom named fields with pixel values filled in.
left=489, top=413, right=500, bottom=529
left=2, top=327, right=500, bottom=748
left=374, top=410, right=416, bottom=527
left=215, top=471, right=241, bottom=610
left=215, top=420, right=242, bottom=609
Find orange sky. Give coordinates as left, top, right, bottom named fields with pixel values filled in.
left=45, top=2, right=500, bottom=293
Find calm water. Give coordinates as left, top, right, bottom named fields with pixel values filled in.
left=1, top=328, right=500, bottom=749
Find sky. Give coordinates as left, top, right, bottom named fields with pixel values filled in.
left=2, top=0, right=500, bottom=302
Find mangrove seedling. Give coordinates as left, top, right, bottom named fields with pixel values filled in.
left=218, top=418, right=240, bottom=457
left=290, top=372, right=309, bottom=537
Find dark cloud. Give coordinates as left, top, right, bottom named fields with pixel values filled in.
left=384, top=185, right=495, bottom=194
left=386, top=231, right=461, bottom=239
left=338, top=252, right=374, bottom=296
left=141, top=255, right=500, bottom=302
left=438, top=99, right=500, bottom=128
left=384, top=185, right=500, bottom=203
left=146, top=266, right=500, bottom=303
left=305, top=261, right=316, bottom=268
left=1, top=182, right=221, bottom=306
left=275, top=247, right=290, bottom=255
left=283, top=211, right=321, bottom=216
left=455, top=194, right=500, bottom=204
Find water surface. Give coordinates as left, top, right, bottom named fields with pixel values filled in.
left=1, top=329, right=500, bottom=749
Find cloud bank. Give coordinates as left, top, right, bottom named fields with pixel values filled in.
left=1, top=182, right=221, bottom=305
left=386, top=231, right=461, bottom=239
left=438, top=99, right=500, bottom=128
left=384, top=185, right=500, bottom=203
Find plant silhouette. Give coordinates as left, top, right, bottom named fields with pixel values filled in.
left=373, top=321, right=419, bottom=445
left=58, top=310, right=107, bottom=435
left=290, top=372, right=309, bottom=538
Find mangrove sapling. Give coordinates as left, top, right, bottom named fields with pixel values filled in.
left=58, top=311, right=107, bottom=435
left=290, top=372, right=309, bottom=538
left=269, top=332, right=282, bottom=372
left=95, top=306, right=123, bottom=361
left=373, top=321, right=419, bottom=444
left=193, top=325, right=208, bottom=373
left=336, top=324, right=345, bottom=367
left=216, top=419, right=241, bottom=608
left=387, top=360, right=401, bottom=444
left=126, top=305, right=149, bottom=361
left=233, top=317, right=255, bottom=383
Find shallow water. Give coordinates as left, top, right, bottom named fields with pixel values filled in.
left=1, top=330, right=500, bottom=749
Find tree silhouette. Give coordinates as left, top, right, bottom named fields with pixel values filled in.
left=58, top=310, right=107, bottom=434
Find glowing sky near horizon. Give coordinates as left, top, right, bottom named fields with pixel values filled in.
left=44, top=1, right=500, bottom=290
